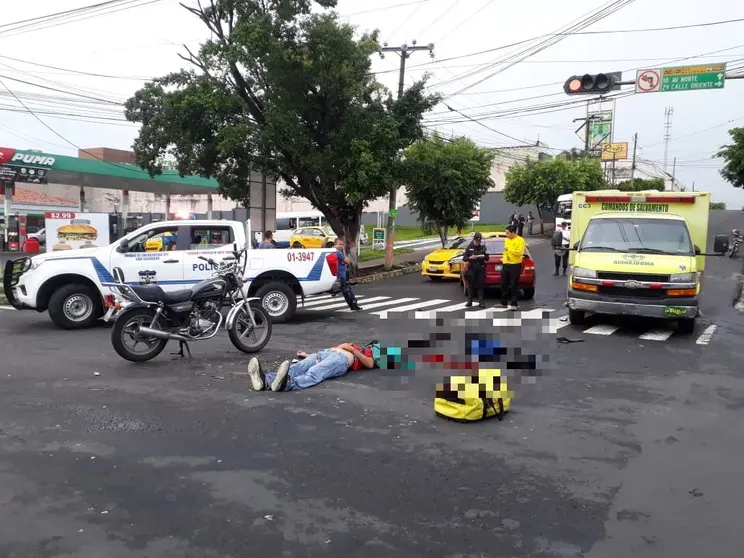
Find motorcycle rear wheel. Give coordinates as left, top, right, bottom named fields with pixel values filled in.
left=228, top=302, right=272, bottom=353
left=112, top=308, right=168, bottom=363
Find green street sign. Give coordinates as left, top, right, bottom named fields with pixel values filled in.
left=389, top=209, right=399, bottom=218
left=636, top=63, right=726, bottom=94
left=372, top=228, right=385, bottom=241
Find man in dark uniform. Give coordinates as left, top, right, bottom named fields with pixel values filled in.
left=463, top=232, right=489, bottom=309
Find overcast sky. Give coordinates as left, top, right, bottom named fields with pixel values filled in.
left=1, top=0, right=743, bottom=206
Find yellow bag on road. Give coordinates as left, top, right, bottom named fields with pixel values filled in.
left=434, top=368, right=511, bottom=422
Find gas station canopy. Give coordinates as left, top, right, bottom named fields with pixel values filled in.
left=0, top=147, right=220, bottom=196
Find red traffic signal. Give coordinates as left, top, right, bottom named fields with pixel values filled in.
left=564, top=72, right=622, bottom=95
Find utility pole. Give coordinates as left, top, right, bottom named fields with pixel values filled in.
left=631, top=132, right=638, bottom=180
left=671, top=156, right=677, bottom=191
left=663, top=107, right=674, bottom=173
left=378, top=40, right=434, bottom=270
left=692, top=181, right=695, bottom=192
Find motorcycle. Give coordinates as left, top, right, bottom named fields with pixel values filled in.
left=729, top=229, right=742, bottom=258
left=106, top=244, right=272, bottom=362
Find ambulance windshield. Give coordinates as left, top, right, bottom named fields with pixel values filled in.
left=579, top=218, right=694, bottom=256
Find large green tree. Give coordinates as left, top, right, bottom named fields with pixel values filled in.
left=615, top=177, right=664, bottom=192
left=124, top=0, right=439, bottom=263
left=402, top=135, right=495, bottom=247
left=503, top=156, right=607, bottom=230
left=716, top=127, right=744, bottom=189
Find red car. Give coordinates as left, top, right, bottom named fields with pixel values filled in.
left=458, top=237, right=536, bottom=299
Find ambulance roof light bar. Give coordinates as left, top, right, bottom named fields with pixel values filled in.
left=584, top=194, right=696, bottom=204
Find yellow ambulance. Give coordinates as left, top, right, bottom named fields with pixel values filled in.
left=553, top=190, right=729, bottom=333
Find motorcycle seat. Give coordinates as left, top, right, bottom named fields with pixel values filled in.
left=130, top=285, right=193, bottom=304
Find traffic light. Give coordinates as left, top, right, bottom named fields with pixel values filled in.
left=563, top=72, right=622, bottom=95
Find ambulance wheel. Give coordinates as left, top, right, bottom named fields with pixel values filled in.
left=257, top=282, right=297, bottom=324
left=48, top=283, right=103, bottom=330
left=677, top=317, right=696, bottom=335
left=522, top=287, right=535, bottom=299
left=568, top=309, right=585, bottom=325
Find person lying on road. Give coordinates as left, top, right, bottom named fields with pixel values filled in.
left=248, top=341, right=381, bottom=392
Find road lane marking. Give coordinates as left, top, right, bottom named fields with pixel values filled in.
left=307, top=296, right=387, bottom=311
left=299, top=294, right=335, bottom=302
left=548, top=317, right=571, bottom=333
left=414, top=301, right=471, bottom=319
left=463, top=306, right=509, bottom=319
left=374, top=299, right=450, bottom=319
left=583, top=324, right=620, bottom=336
left=639, top=329, right=675, bottom=341
left=337, top=297, right=414, bottom=312
left=491, top=308, right=552, bottom=326
left=0, top=306, right=14, bottom=311
left=301, top=295, right=366, bottom=308
left=695, top=324, right=717, bottom=345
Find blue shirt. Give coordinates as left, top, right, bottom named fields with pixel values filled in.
left=336, top=249, right=348, bottom=278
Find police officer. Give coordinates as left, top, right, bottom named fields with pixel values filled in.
left=463, top=232, right=489, bottom=308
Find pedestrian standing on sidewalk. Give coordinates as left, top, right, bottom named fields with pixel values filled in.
left=463, top=232, right=489, bottom=309
left=500, top=225, right=525, bottom=311
left=335, top=237, right=362, bottom=311
left=554, top=222, right=570, bottom=276
left=527, top=211, right=534, bottom=235
left=517, top=214, right=525, bottom=237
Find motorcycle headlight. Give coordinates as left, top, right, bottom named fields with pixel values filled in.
left=670, top=272, right=695, bottom=283
left=572, top=266, right=596, bottom=279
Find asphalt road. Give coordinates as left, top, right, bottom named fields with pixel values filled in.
left=0, top=212, right=743, bottom=557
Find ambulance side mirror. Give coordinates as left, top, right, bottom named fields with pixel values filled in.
left=694, top=245, right=701, bottom=256
left=573, top=242, right=579, bottom=250
left=550, top=231, right=563, bottom=248
left=713, top=235, right=729, bottom=255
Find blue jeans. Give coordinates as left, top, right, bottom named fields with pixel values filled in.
left=264, top=349, right=351, bottom=391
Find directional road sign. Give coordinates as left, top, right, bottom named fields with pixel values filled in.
left=635, top=63, right=726, bottom=94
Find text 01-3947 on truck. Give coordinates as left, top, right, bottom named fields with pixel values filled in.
left=552, top=190, right=729, bottom=334
left=2, top=219, right=341, bottom=329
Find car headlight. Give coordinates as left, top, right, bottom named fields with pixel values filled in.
left=572, top=267, right=596, bottom=279
left=670, top=272, right=695, bottom=283
left=449, top=256, right=463, bottom=264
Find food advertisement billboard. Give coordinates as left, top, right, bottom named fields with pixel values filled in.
left=44, top=212, right=110, bottom=252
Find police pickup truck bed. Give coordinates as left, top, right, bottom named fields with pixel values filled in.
left=2, top=219, right=339, bottom=329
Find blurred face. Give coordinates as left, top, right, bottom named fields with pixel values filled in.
left=506, top=230, right=516, bottom=239
left=335, top=238, right=344, bottom=249
left=473, top=237, right=481, bottom=246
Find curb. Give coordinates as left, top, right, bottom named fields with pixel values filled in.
left=0, top=294, right=7, bottom=306
left=353, top=263, right=421, bottom=285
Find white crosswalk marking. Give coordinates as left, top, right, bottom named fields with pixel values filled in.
left=301, top=295, right=366, bottom=308
left=0, top=306, right=14, bottom=311
left=414, top=301, right=471, bottom=319
left=639, top=329, right=675, bottom=341
left=696, top=324, right=717, bottom=345
left=374, top=299, right=451, bottom=319
left=583, top=324, right=621, bottom=336
left=463, top=306, right=509, bottom=320
left=337, top=297, right=415, bottom=312
left=548, top=317, right=571, bottom=333
left=300, top=294, right=335, bottom=302
left=307, top=296, right=388, bottom=311
left=491, top=308, right=552, bottom=326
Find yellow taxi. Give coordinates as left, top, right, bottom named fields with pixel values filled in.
left=290, top=226, right=337, bottom=249
left=422, top=231, right=506, bottom=280
left=145, top=231, right=176, bottom=252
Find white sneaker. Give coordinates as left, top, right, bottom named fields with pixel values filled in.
left=247, top=358, right=265, bottom=391
left=271, top=360, right=291, bottom=392
left=508, top=305, right=518, bottom=311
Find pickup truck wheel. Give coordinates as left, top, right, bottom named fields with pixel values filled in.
left=677, top=317, right=696, bottom=334
left=48, top=283, right=102, bottom=330
left=568, top=309, right=585, bottom=325
left=256, top=282, right=297, bottom=324
left=292, top=242, right=303, bottom=249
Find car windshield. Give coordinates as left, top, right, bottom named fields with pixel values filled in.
left=483, top=239, right=505, bottom=253
left=579, top=218, right=694, bottom=256
left=448, top=237, right=469, bottom=249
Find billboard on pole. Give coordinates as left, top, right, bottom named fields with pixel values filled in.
left=587, top=110, right=613, bottom=151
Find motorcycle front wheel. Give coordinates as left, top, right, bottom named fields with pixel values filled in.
left=228, top=302, right=272, bottom=353
left=112, top=308, right=169, bottom=363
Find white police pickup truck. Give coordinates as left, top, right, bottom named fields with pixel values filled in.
left=2, top=219, right=340, bottom=329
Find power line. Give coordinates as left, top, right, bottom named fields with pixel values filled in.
left=0, top=54, right=152, bottom=81
left=342, top=0, right=432, bottom=17
left=416, top=0, right=464, bottom=37
left=376, top=16, right=744, bottom=77
left=432, top=0, right=493, bottom=45
left=440, top=0, right=639, bottom=96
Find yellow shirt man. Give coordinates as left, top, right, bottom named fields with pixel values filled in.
left=502, top=235, right=526, bottom=265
